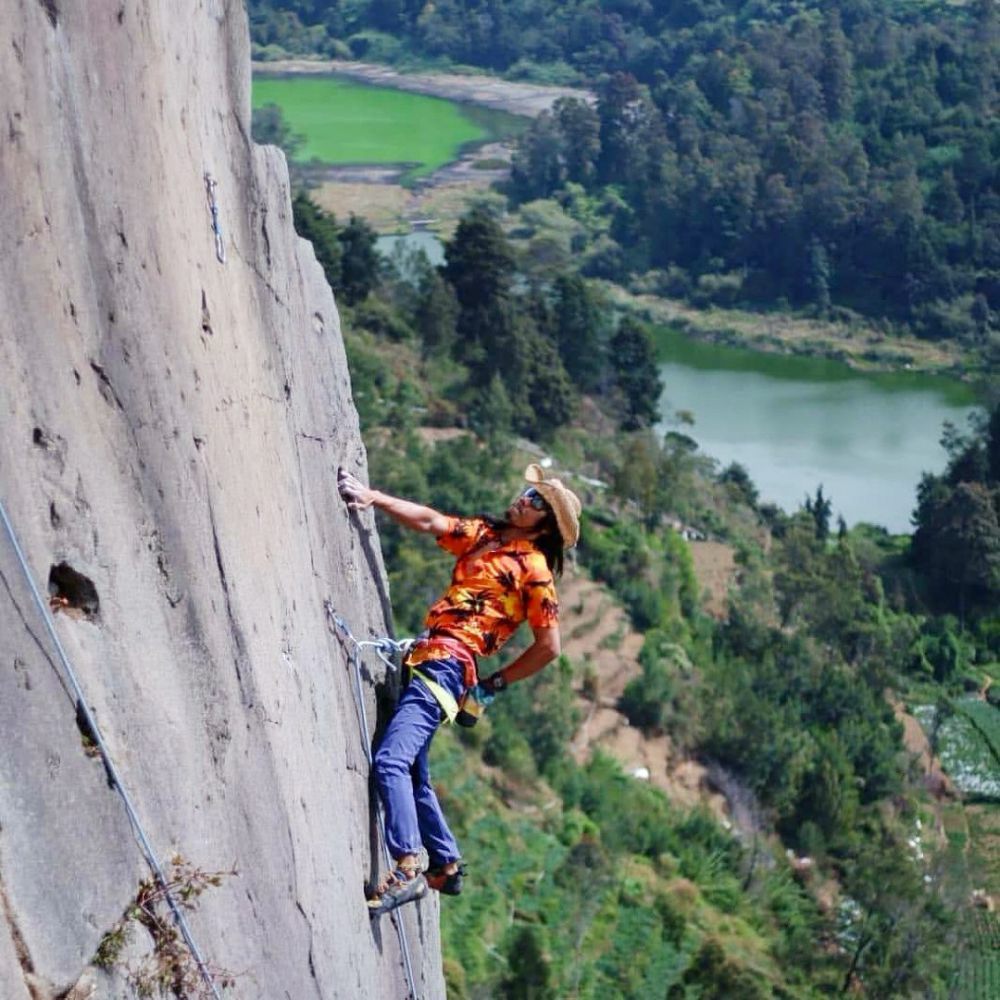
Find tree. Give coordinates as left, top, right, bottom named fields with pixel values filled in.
left=820, top=8, right=853, bottom=121
left=292, top=192, right=341, bottom=291
left=553, top=97, right=601, bottom=186
left=337, top=214, right=380, bottom=305
left=596, top=73, right=646, bottom=186
left=719, top=462, right=759, bottom=510
left=413, top=267, right=458, bottom=356
left=807, top=238, right=832, bottom=315
left=971, top=294, right=992, bottom=341
left=928, top=170, right=964, bottom=226
left=609, top=317, right=663, bottom=430
left=445, top=206, right=515, bottom=306
left=501, top=926, right=553, bottom=1000
left=795, top=732, right=859, bottom=846
left=840, top=834, right=956, bottom=997
left=444, top=207, right=517, bottom=378
left=467, top=374, right=514, bottom=440
left=509, top=112, right=567, bottom=202
left=519, top=320, right=578, bottom=438
left=988, top=400, right=1000, bottom=481
left=804, top=485, right=833, bottom=541
left=971, top=0, right=999, bottom=113
left=251, top=102, right=303, bottom=158
left=668, top=937, right=769, bottom=1000
left=913, top=480, right=1000, bottom=615
left=552, top=273, right=607, bottom=392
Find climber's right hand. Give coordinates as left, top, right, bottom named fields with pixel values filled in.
left=338, top=467, right=377, bottom=511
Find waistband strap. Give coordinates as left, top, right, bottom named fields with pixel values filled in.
left=407, top=634, right=478, bottom=689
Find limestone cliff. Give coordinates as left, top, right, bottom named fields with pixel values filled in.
left=0, top=1, right=444, bottom=997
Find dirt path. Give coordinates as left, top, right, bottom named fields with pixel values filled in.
left=892, top=698, right=957, bottom=805
left=688, top=540, right=737, bottom=619
left=253, top=58, right=595, bottom=117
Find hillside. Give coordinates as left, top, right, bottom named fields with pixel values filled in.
left=250, top=0, right=1000, bottom=375
left=294, top=176, right=999, bottom=994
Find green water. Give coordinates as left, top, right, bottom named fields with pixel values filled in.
left=653, top=326, right=980, bottom=533
left=252, top=75, right=525, bottom=179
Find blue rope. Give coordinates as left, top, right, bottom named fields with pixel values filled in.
left=0, top=497, right=222, bottom=1000
left=325, top=603, right=420, bottom=1000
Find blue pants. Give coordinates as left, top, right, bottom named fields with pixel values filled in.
left=373, top=655, right=464, bottom=866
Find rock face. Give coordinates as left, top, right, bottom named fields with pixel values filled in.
left=0, top=2, right=444, bottom=997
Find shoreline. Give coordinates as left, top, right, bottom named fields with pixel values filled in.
left=251, top=58, right=595, bottom=118
left=599, top=282, right=980, bottom=385
left=254, top=61, right=981, bottom=386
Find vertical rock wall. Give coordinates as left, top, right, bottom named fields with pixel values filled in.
left=0, top=1, right=444, bottom=996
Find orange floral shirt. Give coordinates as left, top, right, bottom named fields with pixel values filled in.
left=410, top=517, right=559, bottom=667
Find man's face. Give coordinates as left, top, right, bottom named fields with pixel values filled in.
left=506, top=487, right=551, bottom=528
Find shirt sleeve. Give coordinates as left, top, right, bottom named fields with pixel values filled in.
left=523, top=554, right=559, bottom=628
left=435, top=516, right=484, bottom=558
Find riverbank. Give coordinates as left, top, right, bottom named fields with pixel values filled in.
left=251, top=58, right=595, bottom=118
left=599, top=282, right=977, bottom=379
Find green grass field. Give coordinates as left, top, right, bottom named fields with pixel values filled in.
left=252, top=75, right=517, bottom=179
left=956, top=911, right=1000, bottom=1000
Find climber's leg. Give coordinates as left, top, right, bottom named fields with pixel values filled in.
left=412, top=735, right=461, bottom=867
left=373, top=677, right=442, bottom=860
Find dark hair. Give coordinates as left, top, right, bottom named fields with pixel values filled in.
left=483, top=511, right=565, bottom=578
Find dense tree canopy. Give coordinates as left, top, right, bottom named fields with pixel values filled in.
left=911, top=400, right=1000, bottom=615
left=253, top=0, right=1000, bottom=343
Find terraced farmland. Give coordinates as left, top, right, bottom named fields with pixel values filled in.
left=915, top=700, right=1000, bottom=799
left=956, top=911, right=1000, bottom=999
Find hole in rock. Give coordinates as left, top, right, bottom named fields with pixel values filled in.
left=48, top=562, right=100, bottom=619
left=200, top=289, right=212, bottom=335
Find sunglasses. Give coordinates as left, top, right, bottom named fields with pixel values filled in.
left=521, top=487, right=549, bottom=511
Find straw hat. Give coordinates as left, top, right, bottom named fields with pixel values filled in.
left=524, top=464, right=582, bottom=549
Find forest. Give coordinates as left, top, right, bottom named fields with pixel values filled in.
left=250, top=0, right=1000, bottom=355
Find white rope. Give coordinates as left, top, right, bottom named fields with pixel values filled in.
left=0, top=497, right=223, bottom=1000
left=325, top=603, right=420, bottom=1000
left=205, top=172, right=226, bottom=265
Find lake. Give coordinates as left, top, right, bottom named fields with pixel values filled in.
left=653, top=326, right=980, bottom=533
left=376, top=230, right=446, bottom=270
left=252, top=75, right=525, bottom=180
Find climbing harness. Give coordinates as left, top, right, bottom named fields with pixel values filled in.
left=204, top=172, right=226, bottom=264
left=325, top=603, right=420, bottom=1000
left=0, top=498, right=223, bottom=1000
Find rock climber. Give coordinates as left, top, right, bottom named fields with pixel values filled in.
left=337, top=463, right=582, bottom=915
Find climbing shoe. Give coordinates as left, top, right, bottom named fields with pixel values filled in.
left=425, top=862, right=465, bottom=896
left=367, top=868, right=428, bottom=916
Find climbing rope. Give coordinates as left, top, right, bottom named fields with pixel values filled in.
left=324, top=603, right=420, bottom=1000
left=0, top=497, right=223, bottom=1000
left=204, top=172, right=226, bottom=265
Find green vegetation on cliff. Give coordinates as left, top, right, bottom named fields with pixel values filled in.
left=293, top=186, right=999, bottom=995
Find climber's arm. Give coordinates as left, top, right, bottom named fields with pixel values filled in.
left=337, top=468, right=450, bottom=536
left=488, top=625, right=561, bottom=688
